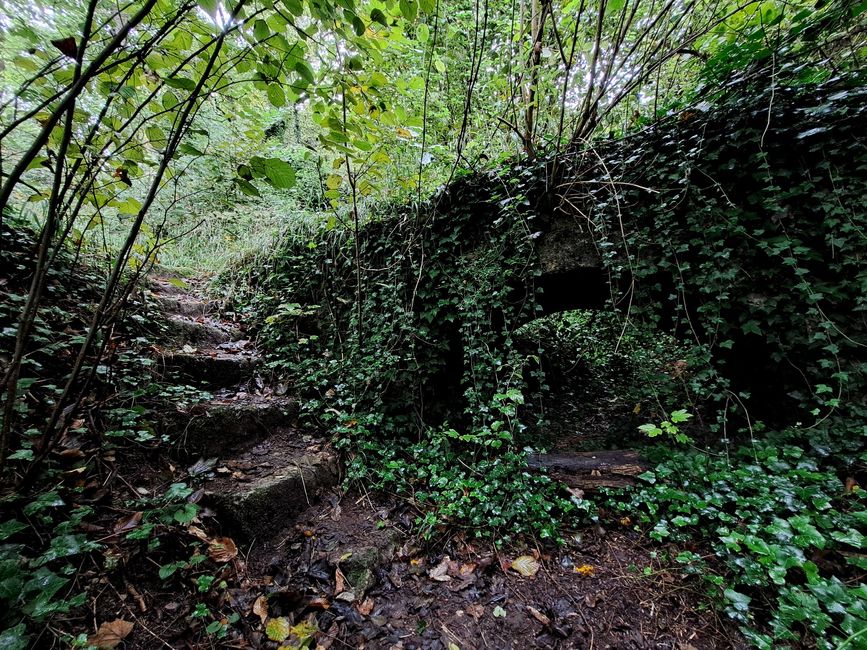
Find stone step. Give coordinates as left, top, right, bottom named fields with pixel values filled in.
left=161, top=396, right=299, bottom=456
left=164, top=314, right=242, bottom=346
left=151, top=293, right=217, bottom=318
left=153, top=340, right=258, bottom=387
left=202, top=434, right=339, bottom=540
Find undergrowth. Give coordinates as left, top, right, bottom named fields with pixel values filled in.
left=221, top=67, right=867, bottom=647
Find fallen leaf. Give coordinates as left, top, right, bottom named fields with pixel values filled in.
left=335, top=567, right=347, bottom=594
left=619, top=517, right=632, bottom=526
left=492, top=605, right=507, bottom=618
left=527, top=606, right=550, bottom=626
left=308, top=596, right=331, bottom=609
left=511, top=555, right=540, bottom=577
left=252, top=596, right=268, bottom=624
left=265, top=617, right=292, bottom=642
left=574, top=564, right=595, bottom=576
left=187, top=526, right=210, bottom=542
left=466, top=603, right=484, bottom=619
left=208, top=537, right=238, bottom=563
left=113, top=511, right=142, bottom=534
left=88, top=619, right=134, bottom=649
left=428, top=556, right=453, bottom=582
left=357, top=597, right=374, bottom=615
left=458, top=563, right=476, bottom=577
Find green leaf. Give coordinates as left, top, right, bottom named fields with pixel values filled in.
left=264, top=158, right=296, bottom=189
left=399, top=0, right=417, bottom=22
left=0, top=520, right=27, bottom=541
left=164, top=76, right=197, bottom=91
left=352, top=15, right=366, bottom=36
left=254, top=19, right=270, bottom=41
left=267, top=84, right=286, bottom=107
left=198, top=0, right=219, bottom=16
left=162, top=91, right=179, bottom=110
left=178, top=143, right=204, bottom=156
left=370, top=8, right=388, bottom=25
left=282, top=0, right=304, bottom=16
left=295, top=60, right=315, bottom=84
left=417, top=24, right=430, bottom=43
left=0, top=624, right=28, bottom=650
left=235, top=178, right=261, bottom=197
left=419, top=0, right=435, bottom=13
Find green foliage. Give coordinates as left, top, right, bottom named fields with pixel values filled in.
left=224, top=164, right=595, bottom=540
left=611, top=440, right=867, bottom=647
left=639, top=409, right=693, bottom=445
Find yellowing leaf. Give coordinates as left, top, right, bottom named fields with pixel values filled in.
left=265, top=617, right=292, bottom=642
left=510, top=555, right=540, bottom=577
left=574, top=564, right=595, bottom=576
left=396, top=127, right=413, bottom=138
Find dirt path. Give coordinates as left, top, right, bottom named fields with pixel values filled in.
left=98, top=276, right=740, bottom=649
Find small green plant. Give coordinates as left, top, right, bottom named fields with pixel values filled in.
left=638, top=409, right=693, bottom=445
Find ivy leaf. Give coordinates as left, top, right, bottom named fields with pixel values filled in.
left=0, top=624, right=28, bottom=650
left=0, top=520, right=27, bottom=541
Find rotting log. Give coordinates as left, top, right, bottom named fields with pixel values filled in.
left=527, top=450, right=648, bottom=490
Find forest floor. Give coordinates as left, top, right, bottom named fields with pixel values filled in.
left=91, top=276, right=741, bottom=649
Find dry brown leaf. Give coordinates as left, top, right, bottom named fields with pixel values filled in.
left=113, top=511, right=142, bottom=534
left=208, top=537, right=238, bottom=563
left=510, top=555, right=540, bottom=577
left=466, top=603, right=485, bottom=620
left=357, top=597, right=374, bottom=615
left=428, top=556, right=453, bottom=582
left=458, top=563, right=476, bottom=577
left=88, top=619, right=134, bottom=649
left=252, top=595, right=268, bottom=625
left=335, top=567, right=347, bottom=594
left=187, top=525, right=210, bottom=542
left=527, top=606, right=550, bottom=626
left=308, top=596, right=331, bottom=609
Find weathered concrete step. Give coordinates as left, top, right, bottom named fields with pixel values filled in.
left=164, top=314, right=242, bottom=346
left=153, top=340, right=258, bottom=387
left=151, top=293, right=216, bottom=318
left=204, top=440, right=339, bottom=540
left=161, top=396, right=299, bottom=455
